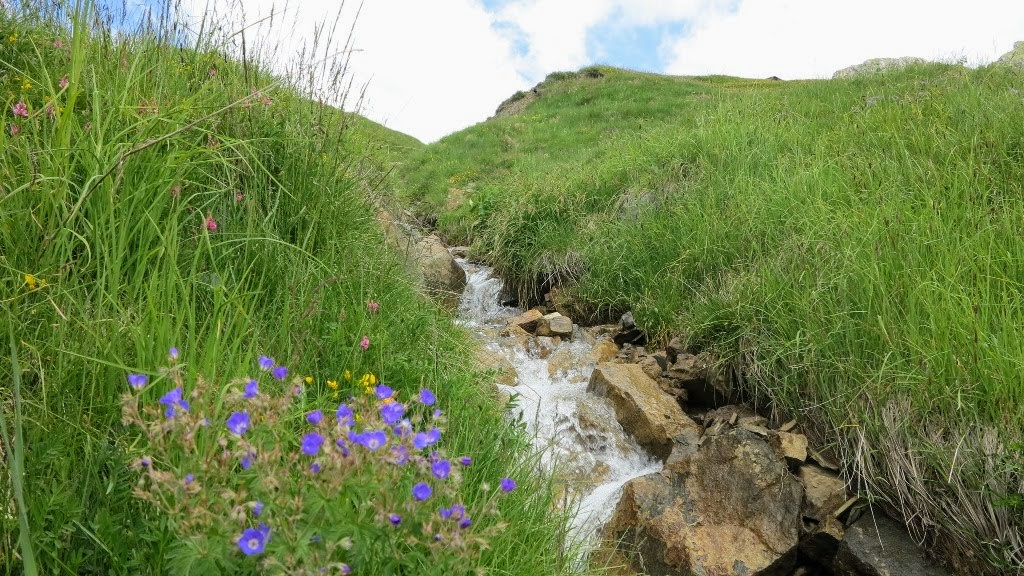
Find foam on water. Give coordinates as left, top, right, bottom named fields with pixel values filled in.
left=454, top=258, right=662, bottom=560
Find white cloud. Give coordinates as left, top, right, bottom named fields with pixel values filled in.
left=664, top=0, right=1024, bottom=79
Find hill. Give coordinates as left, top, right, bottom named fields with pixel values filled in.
left=397, top=64, right=1024, bottom=573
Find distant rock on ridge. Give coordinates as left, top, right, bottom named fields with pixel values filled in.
left=995, top=41, right=1024, bottom=68
left=832, top=57, right=928, bottom=79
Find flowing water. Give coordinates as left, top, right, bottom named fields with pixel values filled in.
left=454, top=258, right=662, bottom=560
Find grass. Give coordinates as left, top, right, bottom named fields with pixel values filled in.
left=0, top=2, right=574, bottom=574
left=397, top=65, right=1024, bottom=573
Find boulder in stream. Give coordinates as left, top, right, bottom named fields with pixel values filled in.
left=587, top=363, right=701, bottom=460
left=833, top=515, right=951, bottom=576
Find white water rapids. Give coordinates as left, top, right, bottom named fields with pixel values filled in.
left=454, top=258, right=662, bottom=562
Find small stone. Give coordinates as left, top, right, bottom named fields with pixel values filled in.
left=800, top=516, right=845, bottom=567
left=774, top=431, right=808, bottom=465
left=665, top=336, right=686, bottom=363
left=508, top=309, right=544, bottom=332
left=536, top=312, right=573, bottom=338
left=586, top=338, right=619, bottom=365
left=500, top=324, right=532, bottom=350
left=473, top=348, right=518, bottom=387
left=638, top=354, right=662, bottom=380
left=799, top=465, right=847, bottom=522
left=534, top=336, right=558, bottom=359
left=778, top=419, right=798, bottom=433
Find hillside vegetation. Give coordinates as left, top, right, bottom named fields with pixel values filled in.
left=0, top=3, right=572, bottom=574
left=399, top=65, right=1024, bottom=573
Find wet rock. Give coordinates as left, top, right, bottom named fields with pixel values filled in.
left=536, top=312, right=573, bottom=338
left=799, top=465, right=847, bottom=522
left=613, top=311, right=645, bottom=346
left=772, top=431, right=808, bottom=466
left=833, top=515, right=951, bottom=576
left=547, top=347, right=587, bottom=383
left=449, top=246, right=470, bottom=258
left=499, top=324, right=532, bottom=350
left=533, top=336, right=559, bottom=359
left=585, top=338, right=620, bottom=365
left=603, top=429, right=802, bottom=576
left=508, top=309, right=544, bottom=332
left=799, top=516, right=845, bottom=568
left=473, top=348, right=518, bottom=387
left=587, top=364, right=701, bottom=459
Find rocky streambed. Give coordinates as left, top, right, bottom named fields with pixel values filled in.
left=452, top=255, right=953, bottom=576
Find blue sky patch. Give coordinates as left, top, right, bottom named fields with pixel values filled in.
left=586, top=18, right=691, bottom=73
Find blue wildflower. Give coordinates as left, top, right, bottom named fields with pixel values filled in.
left=335, top=439, right=351, bottom=457
left=389, top=514, right=401, bottom=526
left=374, top=384, right=393, bottom=400
left=413, top=428, right=441, bottom=450
left=128, top=373, right=148, bottom=389
left=419, top=388, right=436, bottom=405
left=412, top=482, right=432, bottom=501
left=243, top=379, right=259, bottom=399
left=394, top=418, right=412, bottom=437
left=380, top=402, right=404, bottom=426
left=258, top=356, right=274, bottom=370
left=272, top=366, right=288, bottom=380
left=500, top=477, right=517, bottom=493
left=237, top=523, right=270, bottom=555
left=241, top=452, right=254, bottom=469
left=432, top=459, right=451, bottom=480
left=184, top=474, right=194, bottom=485
left=460, top=517, right=472, bottom=529
left=301, top=432, right=324, bottom=456
left=362, top=430, right=387, bottom=451
left=391, top=445, right=409, bottom=465
left=226, top=412, right=250, bottom=435
left=341, top=565, right=351, bottom=574
left=158, top=387, right=190, bottom=418
left=336, top=403, right=354, bottom=426
left=310, top=461, right=321, bottom=474
left=459, top=456, right=472, bottom=466
left=306, top=410, right=324, bottom=425
left=253, top=501, right=264, bottom=516
left=169, top=347, right=179, bottom=360
left=432, top=409, right=443, bottom=419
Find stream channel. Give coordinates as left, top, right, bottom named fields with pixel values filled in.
left=453, top=257, right=662, bottom=561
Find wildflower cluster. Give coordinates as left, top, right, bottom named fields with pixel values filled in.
left=122, top=346, right=517, bottom=573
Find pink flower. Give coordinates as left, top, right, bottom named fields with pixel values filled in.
left=9, top=124, right=21, bottom=136
left=45, top=104, right=55, bottom=120
left=205, top=215, right=218, bottom=231
left=208, top=68, right=216, bottom=77
left=171, top=185, right=181, bottom=199
left=234, top=191, right=243, bottom=202
left=12, top=101, right=28, bottom=118
left=368, top=300, right=379, bottom=313
left=59, top=75, right=68, bottom=89
left=53, top=40, right=63, bottom=48
left=261, top=95, right=273, bottom=107
left=360, top=336, right=370, bottom=350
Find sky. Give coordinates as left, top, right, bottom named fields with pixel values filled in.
left=178, top=0, right=1024, bottom=143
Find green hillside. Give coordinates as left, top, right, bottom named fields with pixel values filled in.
left=398, top=65, right=1024, bottom=573
left=0, top=3, right=570, bottom=574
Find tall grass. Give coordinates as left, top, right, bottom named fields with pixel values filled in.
left=399, top=65, right=1024, bottom=573
left=0, top=2, right=572, bottom=574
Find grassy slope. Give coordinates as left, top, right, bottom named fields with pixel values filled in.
left=399, top=65, right=1024, bottom=573
left=0, top=5, right=569, bottom=575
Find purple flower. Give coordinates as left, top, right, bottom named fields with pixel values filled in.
left=432, top=409, right=443, bottom=419
left=391, top=445, right=409, bottom=465
left=139, top=458, right=151, bottom=468
left=413, top=427, right=441, bottom=450
left=184, top=474, right=194, bottom=485
left=306, top=410, right=324, bottom=425
left=253, top=501, right=264, bottom=516
left=272, top=366, right=288, bottom=380
left=241, top=452, right=255, bottom=469
left=237, top=524, right=270, bottom=555
left=243, top=379, right=258, bottom=399
left=169, top=347, right=179, bottom=360
left=341, top=565, right=351, bottom=574
left=158, top=387, right=190, bottom=418
left=394, top=419, right=412, bottom=437
left=460, top=517, right=472, bottom=529
left=374, top=384, right=393, bottom=400
left=127, top=373, right=148, bottom=389
left=500, top=477, right=517, bottom=493
left=335, top=439, right=351, bottom=457
left=362, top=430, right=387, bottom=451
left=419, top=388, right=436, bottom=406
left=459, top=456, right=472, bottom=466
left=301, top=432, right=324, bottom=456
left=12, top=101, right=28, bottom=118
left=380, top=402, right=405, bottom=426
left=257, top=355, right=274, bottom=370
left=432, top=459, right=451, bottom=480
left=440, top=504, right=465, bottom=520
left=310, top=461, right=321, bottom=474
left=412, top=482, right=432, bottom=501
left=388, top=514, right=401, bottom=526
left=336, top=403, right=354, bottom=426
left=226, top=412, right=250, bottom=435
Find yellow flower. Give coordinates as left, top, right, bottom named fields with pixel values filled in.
left=344, top=370, right=351, bottom=381
left=8, top=34, right=17, bottom=43
left=304, top=375, right=313, bottom=384
left=332, top=391, right=339, bottom=399
left=382, top=397, right=395, bottom=405
left=21, top=79, right=31, bottom=91
left=24, top=274, right=38, bottom=290
left=327, top=379, right=338, bottom=390
left=354, top=414, right=362, bottom=422
left=369, top=374, right=377, bottom=385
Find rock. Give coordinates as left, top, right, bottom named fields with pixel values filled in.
left=547, top=347, right=586, bottom=383
left=449, top=246, right=470, bottom=258
left=587, top=364, right=701, bottom=459
left=995, top=41, right=1024, bottom=68
left=585, top=338, right=619, bottom=365
left=603, top=429, right=803, bottom=576
left=508, top=309, right=543, bottom=332
left=667, top=352, right=733, bottom=407
left=377, top=211, right=466, bottom=310
left=832, top=57, right=928, bottom=79
left=833, top=515, right=951, bottom=576
left=773, top=431, right=808, bottom=466
left=637, top=354, right=663, bottom=380
left=778, top=419, right=798, bottom=433
left=799, top=465, right=847, bottom=522
left=533, top=336, right=559, bottom=359
left=613, top=311, right=645, bottom=345
left=800, top=516, right=845, bottom=568
left=473, top=348, right=518, bottom=387
left=705, top=404, right=755, bottom=424
left=536, top=312, right=573, bottom=338
left=614, top=343, right=646, bottom=364
left=499, top=324, right=532, bottom=350
left=665, top=336, right=686, bottom=363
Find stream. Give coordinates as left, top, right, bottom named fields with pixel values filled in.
left=453, top=258, right=662, bottom=561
